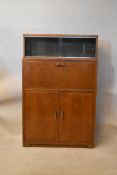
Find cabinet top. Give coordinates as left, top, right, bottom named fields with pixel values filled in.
left=23, top=34, right=98, bottom=38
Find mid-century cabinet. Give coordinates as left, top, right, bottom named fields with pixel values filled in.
left=22, top=34, right=98, bottom=148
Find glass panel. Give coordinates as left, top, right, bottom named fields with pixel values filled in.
left=62, top=38, right=84, bottom=57
left=85, top=38, right=96, bottom=57
left=61, top=37, right=96, bottom=57
left=25, top=36, right=96, bottom=57
left=25, top=37, right=60, bottom=56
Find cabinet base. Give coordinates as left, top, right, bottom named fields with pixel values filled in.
left=23, top=143, right=95, bottom=148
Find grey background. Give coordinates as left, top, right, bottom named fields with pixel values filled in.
left=0, top=0, right=116, bottom=125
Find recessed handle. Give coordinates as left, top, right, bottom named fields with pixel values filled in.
left=56, top=63, right=65, bottom=67
left=60, top=110, right=64, bottom=119
left=55, top=111, right=58, bottom=120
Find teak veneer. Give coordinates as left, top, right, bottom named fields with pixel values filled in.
left=22, top=34, right=98, bottom=148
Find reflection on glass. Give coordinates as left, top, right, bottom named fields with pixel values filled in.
left=25, top=37, right=60, bottom=56
left=25, top=37, right=96, bottom=57
left=85, top=39, right=96, bottom=57
left=62, top=38, right=83, bottom=57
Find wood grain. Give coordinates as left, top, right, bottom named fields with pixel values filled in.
left=59, top=92, right=95, bottom=145
left=23, top=59, right=97, bottom=89
left=23, top=90, right=59, bottom=145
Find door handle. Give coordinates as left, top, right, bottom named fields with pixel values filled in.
left=60, top=110, right=64, bottom=119
left=56, top=63, right=65, bottom=67
left=55, top=111, right=58, bottom=120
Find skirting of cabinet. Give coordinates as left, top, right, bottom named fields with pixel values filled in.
left=23, top=145, right=95, bottom=148
left=23, top=143, right=95, bottom=148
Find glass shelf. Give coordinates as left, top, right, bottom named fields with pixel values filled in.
left=24, top=36, right=96, bottom=58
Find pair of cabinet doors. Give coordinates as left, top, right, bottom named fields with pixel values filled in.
left=23, top=90, right=95, bottom=146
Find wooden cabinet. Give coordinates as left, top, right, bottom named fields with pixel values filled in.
left=23, top=34, right=98, bottom=148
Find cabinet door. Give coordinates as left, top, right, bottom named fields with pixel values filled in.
left=23, top=90, right=59, bottom=145
left=59, top=92, right=95, bottom=145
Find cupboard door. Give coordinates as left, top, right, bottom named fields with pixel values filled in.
left=59, top=92, right=95, bottom=145
left=62, top=60, right=97, bottom=89
left=23, top=90, right=59, bottom=145
left=23, top=59, right=62, bottom=89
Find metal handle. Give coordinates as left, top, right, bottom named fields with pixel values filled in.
left=56, top=63, right=65, bottom=67
left=60, top=110, right=64, bottom=119
left=55, top=111, right=58, bottom=120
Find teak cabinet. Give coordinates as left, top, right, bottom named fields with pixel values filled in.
left=22, top=34, right=98, bottom=148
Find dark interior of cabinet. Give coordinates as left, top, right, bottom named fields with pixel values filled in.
left=25, top=37, right=96, bottom=57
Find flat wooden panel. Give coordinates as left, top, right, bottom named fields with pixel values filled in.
left=23, top=90, right=59, bottom=144
left=23, top=59, right=97, bottom=90
left=62, top=60, right=97, bottom=89
left=23, top=59, right=62, bottom=89
left=59, top=92, right=95, bottom=145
